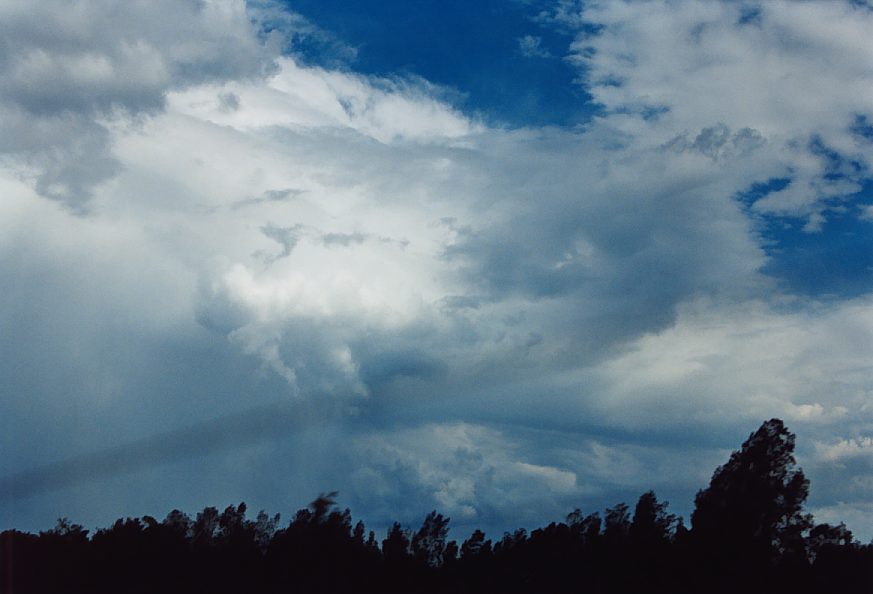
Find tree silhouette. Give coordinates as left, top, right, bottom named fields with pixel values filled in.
left=603, top=502, right=630, bottom=548
left=460, top=529, right=492, bottom=561
left=162, top=509, right=192, bottom=538
left=309, top=491, right=339, bottom=523
left=192, top=506, right=220, bottom=547
left=252, top=509, right=280, bottom=552
left=568, top=509, right=601, bottom=546
left=807, top=522, right=872, bottom=592
left=691, top=418, right=812, bottom=590
left=3, top=419, right=872, bottom=593
left=630, top=490, right=676, bottom=547
left=382, top=522, right=411, bottom=562
left=411, top=511, right=450, bottom=567
left=627, top=492, right=678, bottom=592
left=807, top=522, right=853, bottom=561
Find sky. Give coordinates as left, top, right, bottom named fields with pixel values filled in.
left=2, top=0, right=873, bottom=542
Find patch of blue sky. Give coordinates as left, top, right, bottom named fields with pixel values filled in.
left=808, top=135, right=865, bottom=180
left=851, top=114, right=873, bottom=142
left=739, top=178, right=873, bottom=299
left=278, top=0, right=599, bottom=127
left=737, top=5, right=763, bottom=26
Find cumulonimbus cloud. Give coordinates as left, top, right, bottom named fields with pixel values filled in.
left=3, top=0, right=873, bottom=540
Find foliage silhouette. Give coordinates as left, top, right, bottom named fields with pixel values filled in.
left=2, top=418, right=871, bottom=593
left=691, top=418, right=814, bottom=591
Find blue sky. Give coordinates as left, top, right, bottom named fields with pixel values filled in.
left=278, top=0, right=595, bottom=127
left=281, top=0, right=873, bottom=299
left=2, top=0, right=873, bottom=543
left=739, top=177, right=873, bottom=298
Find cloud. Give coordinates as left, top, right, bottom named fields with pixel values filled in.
left=588, top=295, right=872, bottom=426
left=567, top=0, right=873, bottom=227
left=0, top=0, right=275, bottom=209
left=168, top=57, right=476, bottom=143
left=807, top=434, right=873, bottom=538
left=814, top=437, right=873, bottom=465
left=533, top=0, right=587, bottom=31
left=518, top=35, right=551, bottom=58
left=3, top=0, right=873, bottom=542
left=0, top=402, right=316, bottom=499
left=247, top=0, right=359, bottom=67
left=258, top=224, right=304, bottom=261
left=346, top=423, right=582, bottom=532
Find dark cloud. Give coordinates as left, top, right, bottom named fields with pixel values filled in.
left=259, top=224, right=304, bottom=261
left=0, top=0, right=276, bottom=209
left=321, top=231, right=367, bottom=247
left=0, top=109, right=121, bottom=212
left=439, top=295, right=485, bottom=311
left=439, top=133, right=765, bottom=356
left=218, top=91, right=241, bottom=112
left=0, top=402, right=322, bottom=500
left=664, top=124, right=765, bottom=161
left=232, top=188, right=305, bottom=210
left=355, top=345, right=447, bottom=389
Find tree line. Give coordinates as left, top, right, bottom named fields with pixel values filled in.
left=2, top=419, right=871, bottom=593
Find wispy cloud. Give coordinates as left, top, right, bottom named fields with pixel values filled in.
left=518, top=35, right=551, bottom=58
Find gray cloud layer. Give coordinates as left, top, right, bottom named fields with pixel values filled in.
left=0, top=0, right=273, bottom=209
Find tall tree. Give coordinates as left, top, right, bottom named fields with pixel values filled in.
left=603, top=503, right=630, bottom=547
left=382, top=522, right=411, bottom=562
left=192, top=506, right=220, bottom=547
left=692, top=419, right=811, bottom=568
left=460, top=529, right=492, bottom=561
left=630, top=491, right=676, bottom=546
left=411, top=511, right=451, bottom=567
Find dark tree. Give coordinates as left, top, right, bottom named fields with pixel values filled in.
left=630, top=490, right=676, bottom=547
left=626, top=492, right=678, bottom=592
left=807, top=522, right=872, bottom=592
left=460, top=529, right=492, bottom=561
left=807, top=522, right=853, bottom=561
left=443, top=539, right=459, bottom=564
left=365, top=530, right=379, bottom=551
left=691, top=418, right=812, bottom=590
left=309, top=491, right=340, bottom=523
left=6, top=419, right=873, bottom=594
left=382, top=522, right=411, bottom=562
left=192, top=506, right=220, bottom=547
left=353, top=520, right=366, bottom=545
left=252, top=509, right=280, bottom=552
left=603, top=502, right=630, bottom=547
left=40, top=518, right=91, bottom=592
left=575, top=511, right=602, bottom=546
left=380, top=522, right=416, bottom=592
left=411, top=511, right=450, bottom=567
left=693, top=419, right=810, bottom=553
left=218, top=502, right=248, bottom=542
left=162, top=509, right=192, bottom=538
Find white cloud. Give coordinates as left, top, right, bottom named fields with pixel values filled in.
left=811, top=502, right=873, bottom=540
left=169, top=58, right=476, bottom=143
left=0, top=0, right=275, bottom=209
left=518, top=35, right=551, bottom=58
left=814, top=436, right=873, bottom=465
left=568, top=0, right=873, bottom=224
left=347, top=423, right=582, bottom=530
left=590, top=296, right=873, bottom=427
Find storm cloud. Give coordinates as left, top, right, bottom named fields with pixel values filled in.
left=3, top=0, right=873, bottom=541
